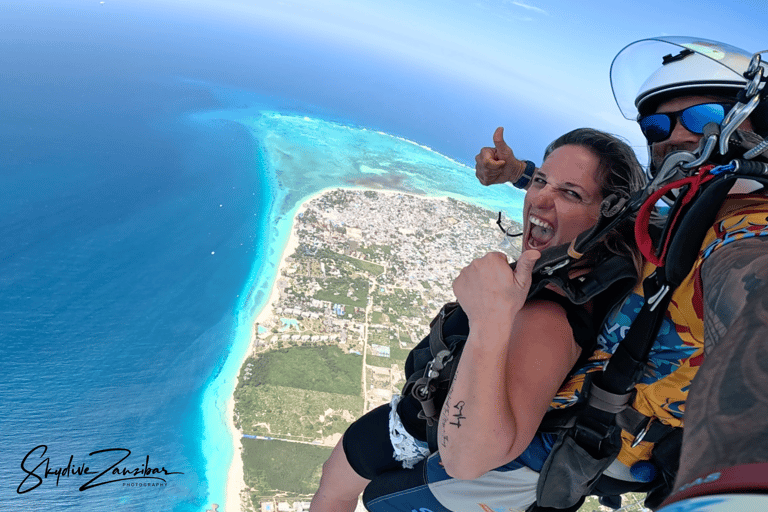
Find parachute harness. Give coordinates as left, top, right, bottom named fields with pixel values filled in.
left=635, top=164, right=716, bottom=267
left=528, top=48, right=768, bottom=511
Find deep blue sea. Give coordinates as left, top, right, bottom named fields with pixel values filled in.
left=1, top=1, right=531, bottom=510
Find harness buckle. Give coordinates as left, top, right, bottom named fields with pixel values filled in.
left=632, top=418, right=655, bottom=448
left=424, top=349, right=453, bottom=379
left=542, top=259, right=570, bottom=276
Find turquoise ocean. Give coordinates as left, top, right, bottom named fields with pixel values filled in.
left=1, top=1, right=529, bottom=510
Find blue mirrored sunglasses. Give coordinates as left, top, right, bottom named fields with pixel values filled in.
left=638, top=103, right=733, bottom=143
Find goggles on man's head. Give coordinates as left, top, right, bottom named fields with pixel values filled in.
left=638, top=102, right=733, bottom=143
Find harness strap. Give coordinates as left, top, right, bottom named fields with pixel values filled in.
left=585, top=382, right=634, bottom=414
left=427, top=302, right=458, bottom=356
left=534, top=161, right=768, bottom=510
left=599, top=270, right=675, bottom=399
left=635, top=166, right=716, bottom=267
left=615, top=407, right=677, bottom=445
left=542, top=401, right=677, bottom=445
left=527, top=252, right=638, bottom=307
left=405, top=302, right=461, bottom=426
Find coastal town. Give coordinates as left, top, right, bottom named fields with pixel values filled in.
left=232, top=188, right=520, bottom=510
left=231, top=188, right=647, bottom=512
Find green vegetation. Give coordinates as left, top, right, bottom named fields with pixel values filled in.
left=329, top=255, right=385, bottom=277
left=313, top=276, right=369, bottom=308
left=236, top=189, right=532, bottom=509
left=399, top=329, right=414, bottom=345
left=242, top=438, right=332, bottom=502
left=367, top=326, right=395, bottom=345
left=389, top=345, right=412, bottom=362
left=336, top=251, right=385, bottom=275
left=366, top=354, right=392, bottom=368
left=237, top=346, right=363, bottom=396
left=356, top=243, right=392, bottom=260
left=365, top=329, right=411, bottom=368
left=388, top=287, right=426, bottom=317
left=299, top=209, right=318, bottom=224
left=235, top=384, right=362, bottom=437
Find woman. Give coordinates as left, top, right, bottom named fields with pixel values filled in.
left=311, top=128, right=645, bottom=512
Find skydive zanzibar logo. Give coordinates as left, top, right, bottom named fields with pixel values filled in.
left=16, top=445, right=184, bottom=494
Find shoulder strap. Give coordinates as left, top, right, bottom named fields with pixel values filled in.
left=400, top=302, right=467, bottom=430
left=536, top=160, right=768, bottom=509
left=573, top=161, right=768, bottom=433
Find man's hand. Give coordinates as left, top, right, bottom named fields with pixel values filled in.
left=474, top=127, right=527, bottom=186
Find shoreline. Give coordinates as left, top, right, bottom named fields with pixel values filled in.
left=222, top=187, right=406, bottom=511
left=222, top=185, right=498, bottom=511
left=222, top=195, right=308, bottom=512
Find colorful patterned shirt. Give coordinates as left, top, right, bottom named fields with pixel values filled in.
left=550, top=193, right=768, bottom=467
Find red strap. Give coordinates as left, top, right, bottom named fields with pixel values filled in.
left=660, top=462, right=768, bottom=508
left=635, top=166, right=716, bottom=267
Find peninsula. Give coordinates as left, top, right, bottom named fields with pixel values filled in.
left=227, top=187, right=649, bottom=512
left=230, top=188, right=520, bottom=511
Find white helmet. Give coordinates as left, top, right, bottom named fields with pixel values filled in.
left=610, top=36, right=761, bottom=120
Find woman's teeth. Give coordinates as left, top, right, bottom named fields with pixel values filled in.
left=529, top=216, right=553, bottom=234
left=528, top=216, right=554, bottom=247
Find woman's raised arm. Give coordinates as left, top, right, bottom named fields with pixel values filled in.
left=438, top=251, right=582, bottom=479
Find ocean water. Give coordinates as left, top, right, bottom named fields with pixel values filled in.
left=0, top=2, right=527, bottom=510
left=194, top=108, right=526, bottom=509
left=1, top=86, right=524, bottom=510
left=1, top=74, right=263, bottom=510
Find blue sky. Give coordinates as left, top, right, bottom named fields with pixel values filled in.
left=162, top=0, right=766, bottom=160
left=6, top=0, right=765, bottom=165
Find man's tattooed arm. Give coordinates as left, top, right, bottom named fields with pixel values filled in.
left=674, top=236, right=768, bottom=490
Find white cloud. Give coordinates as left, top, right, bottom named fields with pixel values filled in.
left=511, top=1, right=548, bottom=16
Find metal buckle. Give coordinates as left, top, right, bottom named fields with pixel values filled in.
left=631, top=418, right=654, bottom=448
left=424, top=349, right=452, bottom=379
left=542, top=259, right=570, bottom=276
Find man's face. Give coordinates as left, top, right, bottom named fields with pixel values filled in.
left=650, top=95, right=754, bottom=169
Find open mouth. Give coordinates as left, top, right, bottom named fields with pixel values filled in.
left=527, top=215, right=555, bottom=249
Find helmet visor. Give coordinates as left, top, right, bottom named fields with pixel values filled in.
left=610, top=36, right=757, bottom=120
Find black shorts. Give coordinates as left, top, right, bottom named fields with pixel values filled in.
left=342, top=396, right=427, bottom=480
left=342, top=403, right=401, bottom=480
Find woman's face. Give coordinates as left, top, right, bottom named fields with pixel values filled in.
left=523, top=144, right=603, bottom=252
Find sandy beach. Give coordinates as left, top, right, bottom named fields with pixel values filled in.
left=223, top=201, right=304, bottom=512
left=221, top=187, right=399, bottom=511
left=222, top=186, right=482, bottom=511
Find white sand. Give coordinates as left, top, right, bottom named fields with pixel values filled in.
left=223, top=187, right=434, bottom=511
left=223, top=207, right=302, bottom=512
